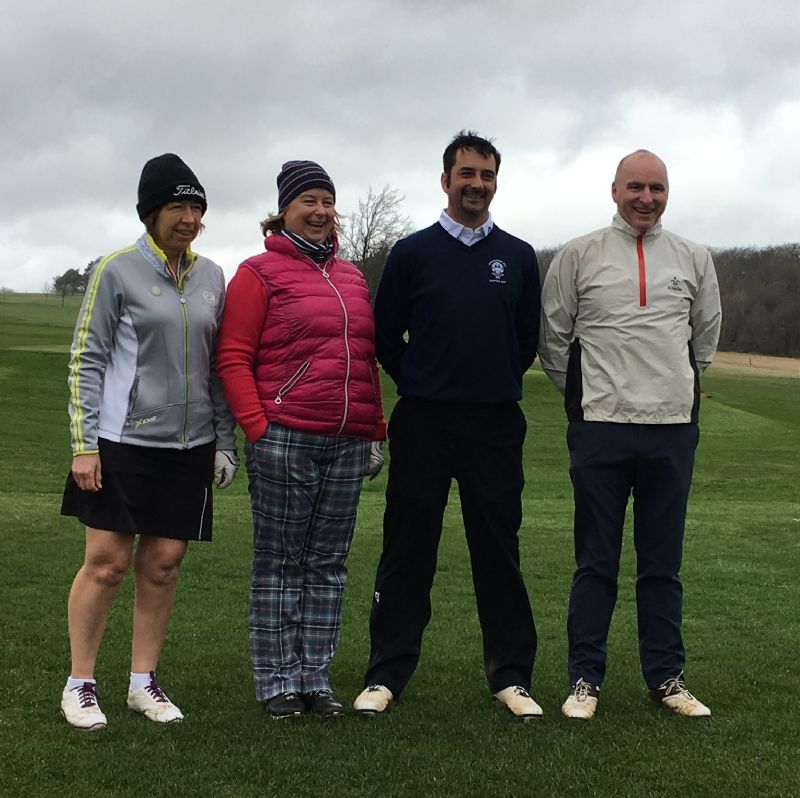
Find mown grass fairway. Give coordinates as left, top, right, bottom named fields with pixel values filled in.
left=1, top=293, right=798, bottom=797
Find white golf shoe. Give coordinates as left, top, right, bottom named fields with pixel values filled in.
left=61, top=681, right=107, bottom=731
left=651, top=673, right=711, bottom=717
left=127, top=672, right=184, bottom=724
left=353, top=684, right=393, bottom=715
left=562, top=678, right=600, bottom=720
left=492, top=685, right=543, bottom=720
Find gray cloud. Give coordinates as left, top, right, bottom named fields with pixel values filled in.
left=2, top=0, right=799, bottom=290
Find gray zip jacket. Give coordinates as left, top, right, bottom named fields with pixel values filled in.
left=68, top=234, right=236, bottom=453
left=539, top=214, right=721, bottom=424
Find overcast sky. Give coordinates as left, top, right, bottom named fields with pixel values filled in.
left=2, top=0, right=799, bottom=291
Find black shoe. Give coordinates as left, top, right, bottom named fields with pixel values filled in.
left=264, top=691, right=306, bottom=719
left=304, top=689, right=344, bottom=717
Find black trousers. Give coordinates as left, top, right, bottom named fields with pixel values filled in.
left=364, top=398, right=537, bottom=696
left=566, top=421, right=698, bottom=689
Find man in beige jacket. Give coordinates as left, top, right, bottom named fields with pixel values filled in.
left=539, top=150, right=721, bottom=721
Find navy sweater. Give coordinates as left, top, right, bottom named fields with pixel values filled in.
left=374, top=223, right=540, bottom=402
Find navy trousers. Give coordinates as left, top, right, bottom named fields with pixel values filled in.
left=566, top=421, right=699, bottom=689
left=364, top=398, right=537, bottom=697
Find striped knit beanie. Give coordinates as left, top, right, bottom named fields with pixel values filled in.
left=277, top=160, right=335, bottom=210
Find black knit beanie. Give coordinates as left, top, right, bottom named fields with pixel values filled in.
left=277, top=160, right=335, bottom=211
left=136, top=154, right=207, bottom=220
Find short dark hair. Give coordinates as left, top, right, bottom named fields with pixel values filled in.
left=442, top=130, right=501, bottom=177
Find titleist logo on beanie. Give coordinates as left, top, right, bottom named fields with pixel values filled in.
left=277, top=160, right=335, bottom=211
left=137, top=154, right=207, bottom=220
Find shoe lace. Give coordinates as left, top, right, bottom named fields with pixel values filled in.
left=659, top=673, right=695, bottom=700
left=512, top=686, right=531, bottom=698
left=573, top=679, right=594, bottom=702
left=144, top=672, right=168, bottom=703
left=366, top=684, right=385, bottom=693
left=75, top=683, right=100, bottom=708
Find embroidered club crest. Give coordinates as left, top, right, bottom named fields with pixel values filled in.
left=488, top=259, right=507, bottom=284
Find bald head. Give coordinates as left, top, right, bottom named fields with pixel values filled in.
left=614, top=150, right=668, bottom=184
left=612, top=150, right=669, bottom=233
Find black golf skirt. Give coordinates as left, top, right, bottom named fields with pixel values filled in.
left=61, top=438, right=216, bottom=541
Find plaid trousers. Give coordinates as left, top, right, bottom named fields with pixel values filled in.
left=245, top=422, right=369, bottom=700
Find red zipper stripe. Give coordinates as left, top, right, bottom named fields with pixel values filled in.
left=636, top=235, right=647, bottom=307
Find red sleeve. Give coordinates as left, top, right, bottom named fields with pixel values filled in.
left=217, top=267, right=269, bottom=443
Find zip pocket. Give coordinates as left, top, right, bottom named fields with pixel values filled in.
left=275, top=361, right=310, bottom=404
left=124, top=375, right=140, bottom=425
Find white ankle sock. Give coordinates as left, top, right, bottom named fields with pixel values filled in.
left=66, top=676, right=95, bottom=690
left=130, top=672, right=153, bottom=692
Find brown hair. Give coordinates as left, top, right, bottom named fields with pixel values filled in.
left=259, top=209, right=344, bottom=238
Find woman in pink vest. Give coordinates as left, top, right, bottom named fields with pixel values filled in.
left=217, top=161, right=386, bottom=718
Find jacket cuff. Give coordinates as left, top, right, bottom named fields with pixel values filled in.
left=243, top=417, right=268, bottom=444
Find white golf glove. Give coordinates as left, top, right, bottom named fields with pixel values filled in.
left=365, top=441, right=384, bottom=480
left=214, top=450, right=239, bottom=489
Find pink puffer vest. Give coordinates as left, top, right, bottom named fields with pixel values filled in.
left=241, top=234, right=382, bottom=441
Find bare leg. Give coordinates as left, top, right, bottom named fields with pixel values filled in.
left=67, top=528, right=135, bottom=678
left=131, top=536, right=188, bottom=672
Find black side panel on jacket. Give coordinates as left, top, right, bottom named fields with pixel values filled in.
left=565, top=338, right=584, bottom=421
left=688, top=342, right=701, bottom=423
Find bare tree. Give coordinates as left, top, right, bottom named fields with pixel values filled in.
left=340, top=184, right=413, bottom=300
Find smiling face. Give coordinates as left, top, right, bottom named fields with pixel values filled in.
left=441, top=147, right=497, bottom=227
left=612, top=151, right=669, bottom=233
left=282, top=188, right=336, bottom=243
left=151, top=200, right=204, bottom=258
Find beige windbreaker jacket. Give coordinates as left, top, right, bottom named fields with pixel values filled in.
left=539, top=214, right=721, bottom=424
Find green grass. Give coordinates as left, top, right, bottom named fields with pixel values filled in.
left=1, top=293, right=798, bottom=797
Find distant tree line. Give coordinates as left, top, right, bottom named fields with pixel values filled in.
left=712, top=245, right=799, bottom=357
left=536, top=244, right=800, bottom=358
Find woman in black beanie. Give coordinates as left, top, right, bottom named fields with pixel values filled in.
left=59, top=154, right=238, bottom=731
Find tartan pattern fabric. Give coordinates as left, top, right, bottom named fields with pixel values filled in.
left=245, top=423, right=369, bottom=700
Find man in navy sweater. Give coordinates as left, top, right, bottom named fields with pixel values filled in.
left=353, top=131, right=542, bottom=720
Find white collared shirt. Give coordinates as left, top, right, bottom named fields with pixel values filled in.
left=438, top=210, right=494, bottom=246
